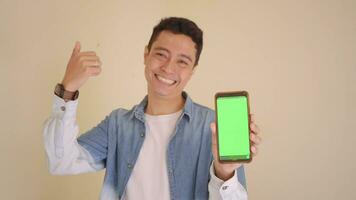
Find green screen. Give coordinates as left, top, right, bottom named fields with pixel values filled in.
left=217, top=96, right=250, bottom=160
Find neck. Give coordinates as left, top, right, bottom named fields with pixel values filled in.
left=146, top=92, right=185, bottom=115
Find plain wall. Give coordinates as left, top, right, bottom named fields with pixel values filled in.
left=1, top=0, right=355, bottom=199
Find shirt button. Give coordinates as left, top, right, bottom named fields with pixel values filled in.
left=140, top=133, right=144, bottom=137
left=222, top=186, right=229, bottom=190
left=127, top=163, right=133, bottom=169
left=60, top=106, right=66, bottom=111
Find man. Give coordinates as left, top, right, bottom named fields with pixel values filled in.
left=43, top=17, right=261, bottom=200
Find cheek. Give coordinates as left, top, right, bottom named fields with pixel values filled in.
left=179, top=71, right=193, bottom=84
left=144, top=60, right=156, bottom=77
left=144, top=64, right=154, bottom=82
left=147, top=57, right=162, bottom=70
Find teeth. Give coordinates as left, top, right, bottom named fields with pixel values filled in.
left=156, top=74, right=175, bottom=85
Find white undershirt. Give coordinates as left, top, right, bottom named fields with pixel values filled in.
left=123, top=110, right=182, bottom=200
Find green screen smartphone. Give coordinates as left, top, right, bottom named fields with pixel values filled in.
left=215, top=91, right=251, bottom=162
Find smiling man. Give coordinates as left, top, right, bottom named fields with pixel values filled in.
left=43, top=17, right=261, bottom=200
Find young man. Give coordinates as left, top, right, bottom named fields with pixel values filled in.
left=43, top=17, right=261, bottom=200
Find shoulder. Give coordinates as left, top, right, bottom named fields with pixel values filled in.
left=186, top=101, right=215, bottom=135
left=110, top=107, right=130, bottom=117
left=105, top=106, right=135, bottom=123
left=191, top=101, right=215, bottom=120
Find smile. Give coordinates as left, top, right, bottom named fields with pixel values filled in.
left=155, top=74, right=177, bottom=85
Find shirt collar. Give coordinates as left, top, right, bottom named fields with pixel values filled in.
left=133, top=91, right=193, bottom=122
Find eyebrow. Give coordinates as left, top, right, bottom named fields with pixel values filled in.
left=153, top=46, right=193, bottom=63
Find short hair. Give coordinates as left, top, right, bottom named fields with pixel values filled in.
left=147, top=17, right=203, bottom=66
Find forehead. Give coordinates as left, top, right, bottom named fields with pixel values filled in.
left=151, top=31, right=196, bottom=57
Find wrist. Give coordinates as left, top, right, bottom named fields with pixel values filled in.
left=213, top=162, right=235, bottom=181
left=61, top=81, right=77, bottom=92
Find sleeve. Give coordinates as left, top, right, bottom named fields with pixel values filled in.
left=77, top=111, right=111, bottom=164
left=42, top=95, right=105, bottom=175
left=208, top=163, right=248, bottom=200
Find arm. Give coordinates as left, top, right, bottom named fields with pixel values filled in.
left=43, top=41, right=104, bottom=175
left=43, top=95, right=104, bottom=175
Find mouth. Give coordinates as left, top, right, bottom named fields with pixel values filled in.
left=155, top=74, right=177, bottom=86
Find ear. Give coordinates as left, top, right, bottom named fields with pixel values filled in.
left=144, top=46, right=149, bottom=65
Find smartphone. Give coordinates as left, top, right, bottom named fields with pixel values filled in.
left=215, top=91, right=251, bottom=162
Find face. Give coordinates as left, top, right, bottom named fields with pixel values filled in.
left=144, top=30, right=197, bottom=99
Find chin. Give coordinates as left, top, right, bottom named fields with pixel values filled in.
left=150, top=87, right=181, bottom=99
left=154, top=89, right=174, bottom=97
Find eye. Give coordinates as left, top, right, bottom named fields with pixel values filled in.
left=155, top=52, right=167, bottom=58
left=178, top=60, right=188, bottom=67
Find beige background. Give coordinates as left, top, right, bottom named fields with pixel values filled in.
left=1, top=0, right=355, bottom=199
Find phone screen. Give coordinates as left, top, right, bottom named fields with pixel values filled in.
left=216, top=94, right=250, bottom=161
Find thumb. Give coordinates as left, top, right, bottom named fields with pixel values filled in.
left=72, top=41, right=81, bottom=55
left=210, top=122, right=216, bottom=134
left=210, top=122, right=219, bottom=160
left=210, top=122, right=217, bottom=145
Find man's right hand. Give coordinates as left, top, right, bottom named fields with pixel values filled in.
left=61, top=41, right=102, bottom=92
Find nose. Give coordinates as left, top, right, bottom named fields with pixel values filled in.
left=161, top=58, right=175, bottom=74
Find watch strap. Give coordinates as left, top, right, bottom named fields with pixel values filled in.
left=54, top=83, right=79, bottom=101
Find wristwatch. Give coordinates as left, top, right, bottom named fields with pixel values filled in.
left=54, top=83, right=79, bottom=101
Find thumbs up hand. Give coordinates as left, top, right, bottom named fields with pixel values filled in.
left=61, top=41, right=102, bottom=92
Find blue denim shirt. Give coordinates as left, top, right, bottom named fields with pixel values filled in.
left=77, top=92, right=246, bottom=199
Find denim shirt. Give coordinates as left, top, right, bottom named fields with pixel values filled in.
left=77, top=92, right=246, bottom=199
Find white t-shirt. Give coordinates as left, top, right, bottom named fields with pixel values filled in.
left=124, top=110, right=182, bottom=200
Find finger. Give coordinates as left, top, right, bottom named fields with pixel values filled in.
left=251, top=145, right=258, bottom=155
left=86, top=66, right=102, bottom=76
left=250, top=114, right=255, bottom=123
left=250, top=133, right=261, bottom=145
left=79, top=51, right=97, bottom=56
left=83, top=60, right=102, bottom=68
left=250, top=122, right=260, bottom=134
left=72, top=41, right=81, bottom=55
left=78, top=55, right=101, bottom=62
